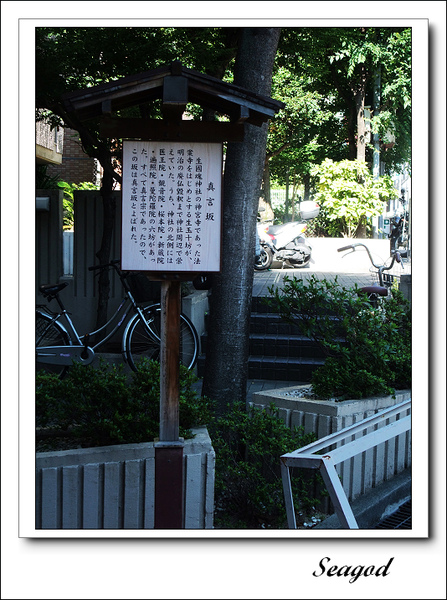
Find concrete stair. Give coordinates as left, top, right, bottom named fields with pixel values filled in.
left=197, top=296, right=326, bottom=382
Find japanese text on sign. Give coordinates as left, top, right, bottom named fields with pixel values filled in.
left=122, top=141, right=222, bottom=272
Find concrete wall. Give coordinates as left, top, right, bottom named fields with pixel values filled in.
left=36, top=189, right=64, bottom=298
left=182, top=290, right=209, bottom=346
left=35, top=427, right=215, bottom=530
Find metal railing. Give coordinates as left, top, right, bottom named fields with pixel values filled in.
left=280, top=398, right=411, bottom=529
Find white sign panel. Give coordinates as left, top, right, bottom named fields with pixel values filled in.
left=121, top=141, right=222, bottom=272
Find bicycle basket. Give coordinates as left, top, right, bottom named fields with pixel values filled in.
left=126, top=273, right=160, bottom=304
left=369, top=266, right=396, bottom=288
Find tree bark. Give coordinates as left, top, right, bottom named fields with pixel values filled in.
left=259, top=160, right=275, bottom=221
left=202, top=28, right=281, bottom=415
left=303, top=172, right=311, bottom=201
left=94, top=167, right=116, bottom=334
left=353, top=63, right=368, bottom=162
left=354, top=90, right=367, bottom=162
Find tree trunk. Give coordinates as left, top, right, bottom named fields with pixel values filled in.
left=355, top=91, right=366, bottom=162
left=260, top=160, right=275, bottom=221
left=303, top=172, right=311, bottom=201
left=202, top=28, right=281, bottom=415
left=354, top=65, right=368, bottom=162
left=94, top=168, right=116, bottom=334
left=346, top=103, right=357, bottom=161
left=354, top=216, right=367, bottom=238
left=62, top=113, right=121, bottom=334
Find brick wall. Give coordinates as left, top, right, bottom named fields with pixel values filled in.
left=47, top=128, right=99, bottom=184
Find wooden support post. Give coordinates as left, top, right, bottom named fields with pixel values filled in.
left=159, top=279, right=181, bottom=442
left=154, top=279, right=184, bottom=529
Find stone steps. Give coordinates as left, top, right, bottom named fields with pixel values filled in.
left=197, top=296, right=329, bottom=382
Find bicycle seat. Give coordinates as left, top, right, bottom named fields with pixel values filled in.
left=39, top=282, right=68, bottom=297
left=358, top=285, right=388, bottom=297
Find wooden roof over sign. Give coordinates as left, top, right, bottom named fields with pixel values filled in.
left=62, top=61, right=285, bottom=128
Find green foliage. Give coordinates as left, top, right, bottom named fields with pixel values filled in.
left=311, top=159, right=398, bottom=237
left=267, top=65, right=340, bottom=191
left=276, top=27, right=411, bottom=176
left=373, top=29, right=412, bottom=173
left=57, top=181, right=99, bottom=230
left=268, top=275, right=411, bottom=400
left=209, top=402, right=319, bottom=528
left=36, top=359, right=213, bottom=448
left=36, top=164, right=61, bottom=190
left=36, top=27, right=239, bottom=118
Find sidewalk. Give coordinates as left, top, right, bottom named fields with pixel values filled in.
left=253, top=236, right=410, bottom=297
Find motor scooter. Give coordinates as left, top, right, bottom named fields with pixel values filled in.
left=388, top=188, right=409, bottom=258
left=254, top=201, right=320, bottom=270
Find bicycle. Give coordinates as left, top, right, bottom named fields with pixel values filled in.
left=337, top=243, right=404, bottom=307
left=36, top=259, right=199, bottom=377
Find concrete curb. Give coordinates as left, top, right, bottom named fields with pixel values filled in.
left=314, top=468, right=411, bottom=530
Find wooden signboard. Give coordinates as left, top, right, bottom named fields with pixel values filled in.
left=121, top=140, right=222, bottom=275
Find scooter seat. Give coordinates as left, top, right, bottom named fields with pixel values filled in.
left=266, top=223, right=290, bottom=235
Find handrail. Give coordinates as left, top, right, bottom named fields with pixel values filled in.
left=280, top=398, right=411, bottom=529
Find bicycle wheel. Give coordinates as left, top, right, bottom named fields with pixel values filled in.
left=125, top=305, right=199, bottom=372
left=36, top=311, right=71, bottom=377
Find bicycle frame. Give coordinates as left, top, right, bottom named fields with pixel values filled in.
left=48, top=297, right=135, bottom=347
left=36, top=268, right=156, bottom=368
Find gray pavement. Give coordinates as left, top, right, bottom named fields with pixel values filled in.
left=253, top=236, right=410, bottom=297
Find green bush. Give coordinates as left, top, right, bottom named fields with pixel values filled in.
left=311, top=159, right=398, bottom=238
left=57, top=181, right=99, bottom=230
left=36, top=358, right=213, bottom=448
left=268, top=275, right=411, bottom=399
left=209, top=402, right=320, bottom=529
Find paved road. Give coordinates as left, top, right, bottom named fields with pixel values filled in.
left=253, top=236, right=410, bottom=297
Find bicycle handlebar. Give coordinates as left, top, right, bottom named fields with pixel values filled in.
left=338, top=243, right=403, bottom=273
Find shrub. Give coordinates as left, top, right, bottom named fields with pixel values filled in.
left=268, top=275, right=411, bottom=399
left=57, top=181, right=99, bottom=230
left=36, top=358, right=213, bottom=449
left=209, top=402, right=320, bottom=529
left=311, top=158, right=398, bottom=238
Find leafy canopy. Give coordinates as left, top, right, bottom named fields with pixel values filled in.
left=273, top=27, right=411, bottom=176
